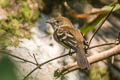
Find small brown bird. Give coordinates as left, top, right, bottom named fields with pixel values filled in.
left=47, top=16, right=90, bottom=69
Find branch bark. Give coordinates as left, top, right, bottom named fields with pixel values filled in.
left=57, top=44, right=120, bottom=74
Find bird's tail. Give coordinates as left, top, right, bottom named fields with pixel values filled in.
left=75, top=47, right=90, bottom=70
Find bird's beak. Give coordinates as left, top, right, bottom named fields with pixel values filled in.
left=46, top=18, right=56, bottom=30
left=46, top=19, right=53, bottom=24
left=46, top=18, right=55, bottom=24
left=46, top=20, right=50, bottom=24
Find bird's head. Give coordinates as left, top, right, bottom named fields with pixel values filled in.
left=46, top=16, right=72, bottom=30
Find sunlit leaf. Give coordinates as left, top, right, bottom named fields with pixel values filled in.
left=80, top=1, right=120, bottom=35
left=80, top=14, right=106, bottom=34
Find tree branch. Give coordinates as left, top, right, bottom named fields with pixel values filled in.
left=1, top=42, right=117, bottom=80
left=22, top=42, right=118, bottom=80
left=57, top=44, right=120, bottom=76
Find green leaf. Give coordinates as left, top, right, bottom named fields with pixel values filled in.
left=80, top=1, right=120, bottom=35
left=80, top=14, right=106, bottom=34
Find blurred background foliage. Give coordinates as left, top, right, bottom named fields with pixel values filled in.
left=0, top=50, right=18, bottom=80
left=0, top=0, right=120, bottom=80
left=0, top=0, right=40, bottom=48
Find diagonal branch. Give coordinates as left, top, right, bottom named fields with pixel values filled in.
left=88, top=5, right=116, bottom=46
left=57, top=44, right=120, bottom=76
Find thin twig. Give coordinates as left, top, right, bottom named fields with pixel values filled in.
left=89, top=42, right=115, bottom=49
left=23, top=52, right=74, bottom=80
left=33, top=54, right=39, bottom=65
left=88, top=5, right=116, bottom=46
left=0, top=50, right=36, bottom=65
left=23, top=66, right=38, bottom=80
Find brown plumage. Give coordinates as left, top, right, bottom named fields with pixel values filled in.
left=47, top=16, right=90, bottom=69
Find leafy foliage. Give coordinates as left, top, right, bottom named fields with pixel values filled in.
left=0, top=0, right=40, bottom=48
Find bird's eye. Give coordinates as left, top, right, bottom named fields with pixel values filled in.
left=56, top=20, right=60, bottom=23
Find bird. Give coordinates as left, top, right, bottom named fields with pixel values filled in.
left=46, top=16, right=90, bottom=69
